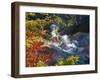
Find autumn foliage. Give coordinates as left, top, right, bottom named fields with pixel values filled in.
left=26, top=12, right=81, bottom=67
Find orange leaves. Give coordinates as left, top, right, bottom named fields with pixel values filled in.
left=26, top=32, right=36, bottom=37
left=32, top=41, right=44, bottom=49
left=39, top=27, right=47, bottom=36
left=26, top=23, right=52, bottom=67
left=26, top=46, right=54, bottom=67
left=36, top=47, right=54, bottom=64
left=26, top=48, right=36, bottom=67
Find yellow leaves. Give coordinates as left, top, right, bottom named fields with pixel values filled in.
left=55, top=55, right=80, bottom=66
left=26, top=18, right=47, bottom=37
left=36, top=18, right=48, bottom=27
left=26, top=18, right=49, bottom=33
left=26, top=31, right=46, bottom=49
left=36, top=60, right=47, bottom=67
left=39, top=27, right=47, bottom=36
left=65, top=55, right=80, bottom=65
left=28, top=12, right=36, bottom=16
left=44, top=16, right=51, bottom=22
left=26, top=39, right=33, bottom=48
left=26, top=20, right=38, bottom=27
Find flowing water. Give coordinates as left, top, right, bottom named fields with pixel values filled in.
left=48, top=24, right=89, bottom=64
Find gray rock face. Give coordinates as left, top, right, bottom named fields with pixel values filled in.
left=71, top=32, right=89, bottom=47
left=71, top=32, right=89, bottom=64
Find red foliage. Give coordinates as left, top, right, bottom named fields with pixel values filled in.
left=32, top=41, right=44, bottom=49
left=26, top=46, right=54, bottom=67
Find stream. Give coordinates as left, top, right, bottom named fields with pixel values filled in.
left=47, top=24, right=89, bottom=64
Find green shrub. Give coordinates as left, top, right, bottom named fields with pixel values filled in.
left=55, top=55, right=80, bottom=66
left=36, top=60, right=48, bottom=67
